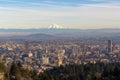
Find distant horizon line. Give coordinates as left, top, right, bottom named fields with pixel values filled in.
left=0, top=27, right=119, bottom=30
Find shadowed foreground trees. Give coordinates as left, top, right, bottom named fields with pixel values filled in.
left=38, top=63, right=120, bottom=80
left=9, top=62, right=32, bottom=80
left=0, top=62, right=120, bottom=80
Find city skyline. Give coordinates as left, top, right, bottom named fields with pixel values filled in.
left=0, top=0, right=120, bottom=29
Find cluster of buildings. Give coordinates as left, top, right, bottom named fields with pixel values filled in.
left=0, top=39, right=120, bottom=74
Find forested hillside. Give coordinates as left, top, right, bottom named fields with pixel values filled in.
left=39, top=63, right=120, bottom=80
left=0, top=62, right=120, bottom=80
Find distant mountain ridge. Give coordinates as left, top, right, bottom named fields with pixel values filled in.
left=0, top=28, right=120, bottom=40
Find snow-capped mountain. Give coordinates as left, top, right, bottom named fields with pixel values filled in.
left=48, top=24, right=63, bottom=29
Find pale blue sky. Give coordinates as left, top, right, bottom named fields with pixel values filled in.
left=0, top=0, right=120, bottom=29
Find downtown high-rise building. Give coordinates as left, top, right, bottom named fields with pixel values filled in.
left=108, top=40, right=112, bottom=53
left=24, top=41, right=29, bottom=53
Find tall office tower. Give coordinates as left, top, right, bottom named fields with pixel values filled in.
left=108, top=40, right=112, bottom=53
left=24, top=41, right=29, bottom=53
left=57, top=54, right=63, bottom=67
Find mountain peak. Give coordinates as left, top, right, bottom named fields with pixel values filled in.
left=48, top=24, right=63, bottom=29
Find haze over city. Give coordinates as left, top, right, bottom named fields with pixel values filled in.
left=0, top=0, right=120, bottom=29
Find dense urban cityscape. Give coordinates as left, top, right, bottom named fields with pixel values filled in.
left=0, top=38, right=120, bottom=77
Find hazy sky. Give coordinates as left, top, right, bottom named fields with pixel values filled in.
left=0, top=0, right=120, bottom=29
